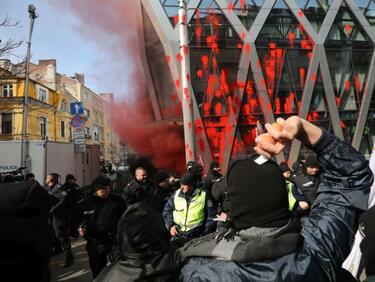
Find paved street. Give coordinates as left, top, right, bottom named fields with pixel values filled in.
left=50, top=239, right=92, bottom=282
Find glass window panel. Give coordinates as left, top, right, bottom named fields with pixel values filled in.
left=327, top=5, right=371, bottom=42
left=297, top=0, right=332, bottom=32
left=224, top=0, right=265, bottom=30
left=189, top=2, right=242, bottom=49
left=190, top=48, right=241, bottom=116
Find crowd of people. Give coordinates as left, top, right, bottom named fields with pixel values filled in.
left=0, top=115, right=374, bottom=282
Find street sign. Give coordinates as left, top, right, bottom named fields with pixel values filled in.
left=74, top=129, right=85, bottom=138
left=74, top=129, right=86, bottom=152
left=71, top=115, right=85, bottom=129
left=70, top=102, right=84, bottom=115
left=75, top=144, right=86, bottom=153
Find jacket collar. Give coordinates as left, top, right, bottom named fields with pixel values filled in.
left=177, top=187, right=200, bottom=199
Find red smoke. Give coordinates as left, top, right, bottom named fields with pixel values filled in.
left=57, top=0, right=186, bottom=173
left=111, top=100, right=185, bottom=174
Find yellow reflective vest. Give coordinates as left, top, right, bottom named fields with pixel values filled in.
left=286, top=180, right=297, bottom=211
left=173, top=189, right=206, bottom=232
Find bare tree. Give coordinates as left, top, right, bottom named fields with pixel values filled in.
left=0, top=15, right=25, bottom=75
left=0, top=15, right=23, bottom=58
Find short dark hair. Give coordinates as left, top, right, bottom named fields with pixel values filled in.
left=92, top=175, right=111, bottom=190
left=47, top=173, right=60, bottom=184
left=25, top=173, right=35, bottom=180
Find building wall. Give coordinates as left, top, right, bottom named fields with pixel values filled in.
left=139, top=0, right=375, bottom=171
left=0, top=77, right=72, bottom=142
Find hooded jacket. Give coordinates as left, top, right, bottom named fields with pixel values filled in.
left=94, top=202, right=177, bottom=282
left=179, top=130, right=373, bottom=281
left=0, top=182, right=52, bottom=282
left=204, top=162, right=222, bottom=192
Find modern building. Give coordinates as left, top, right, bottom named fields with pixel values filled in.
left=136, top=0, right=375, bottom=171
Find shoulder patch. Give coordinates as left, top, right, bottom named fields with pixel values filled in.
left=207, top=200, right=213, bottom=208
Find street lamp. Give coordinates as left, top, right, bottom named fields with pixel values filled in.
left=21, top=4, right=38, bottom=171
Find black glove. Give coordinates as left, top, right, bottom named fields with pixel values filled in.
left=359, top=206, right=375, bottom=276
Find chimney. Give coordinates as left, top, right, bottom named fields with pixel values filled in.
left=75, top=73, right=85, bottom=85
left=100, top=93, right=114, bottom=102
left=46, top=64, right=56, bottom=88
left=37, top=59, right=57, bottom=90
left=39, top=59, right=56, bottom=67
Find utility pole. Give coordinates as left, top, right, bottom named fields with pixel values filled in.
left=21, top=4, right=38, bottom=171
left=179, top=0, right=195, bottom=163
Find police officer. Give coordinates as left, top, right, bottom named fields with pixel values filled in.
left=61, top=174, right=83, bottom=238
left=77, top=176, right=125, bottom=279
left=279, top=162, right=309, bottom=217
left=46, top=172, right=74, bottom=267
left=122, top=167, right=154, bottom=207
left=291, top=154, right=321, bottom=207
left=163, top=173, right=216, bottom=244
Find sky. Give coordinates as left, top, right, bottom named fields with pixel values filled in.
left=0, top=0, right=131, bottom=97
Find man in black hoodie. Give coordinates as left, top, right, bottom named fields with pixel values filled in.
left=204, top=161, right=222, bottom=192
left=77, top=176, right=125, bottom=279
left=0, top=181, right=52, bottom=282
left=178, top=116, right=372, bottom=281
left=95, top=202, right=176, bottom=281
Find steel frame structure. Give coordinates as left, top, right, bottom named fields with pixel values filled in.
left=136, top=0, right=375, bottom=172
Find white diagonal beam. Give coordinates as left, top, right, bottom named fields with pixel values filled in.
left=143, top=0, right=213, bottom=167
left=284, top=0, right=319, bottom=42
left=319, top=47, right=344, bottom=139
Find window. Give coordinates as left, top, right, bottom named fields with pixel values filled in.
left=61, top=99, right=67, bottom=112
left=93, top=127, right=99, bottom=143
left=100, top=128, right=104, bottom=142
left=84, top=108, right=90, bottom=118
left=1, top=113, right=12, bottom=134
left=1, top=84, right=13, bottom=97
left=38, top=88, right=47, bottom=102
left=60, top=120, right=65, bottom=138
left=84, top=127, right=90, bottom=137
left=40, top=117, right=47, bottom=139
left=99, top=113, right=104, bottom=125
left=93, top=111, right=99, bottom=123
left=69, top=125, right=73, bottom=142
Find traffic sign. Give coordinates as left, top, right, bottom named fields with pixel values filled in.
left=70, top=102, right=84, bottom=115
left=75, top=144, right=86, bottom=153
left=74, top=129, right=86, bottom=152
left=71, top=115, right=85, bottom=129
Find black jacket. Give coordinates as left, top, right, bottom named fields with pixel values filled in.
left=204, top=170, right=222, bottom=192
left=77, top=193, right=125, bottom=244
left=95, top=202, right=176, bottom=282
left=0, top=182, right=52, bottom=282
left=122, top=179, right=154, bottom=207
left=48, top=183, right=71, bottom=219
left=180, top=130, right=373, bottom=281
left=291, top=171, right=322, bottom=204
left=211, top=176, right=231, bottom=214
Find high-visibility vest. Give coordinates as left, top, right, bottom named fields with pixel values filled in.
left=286, top=180, right=297, bottom=211
left=173, top=189, right=206, bottom=232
